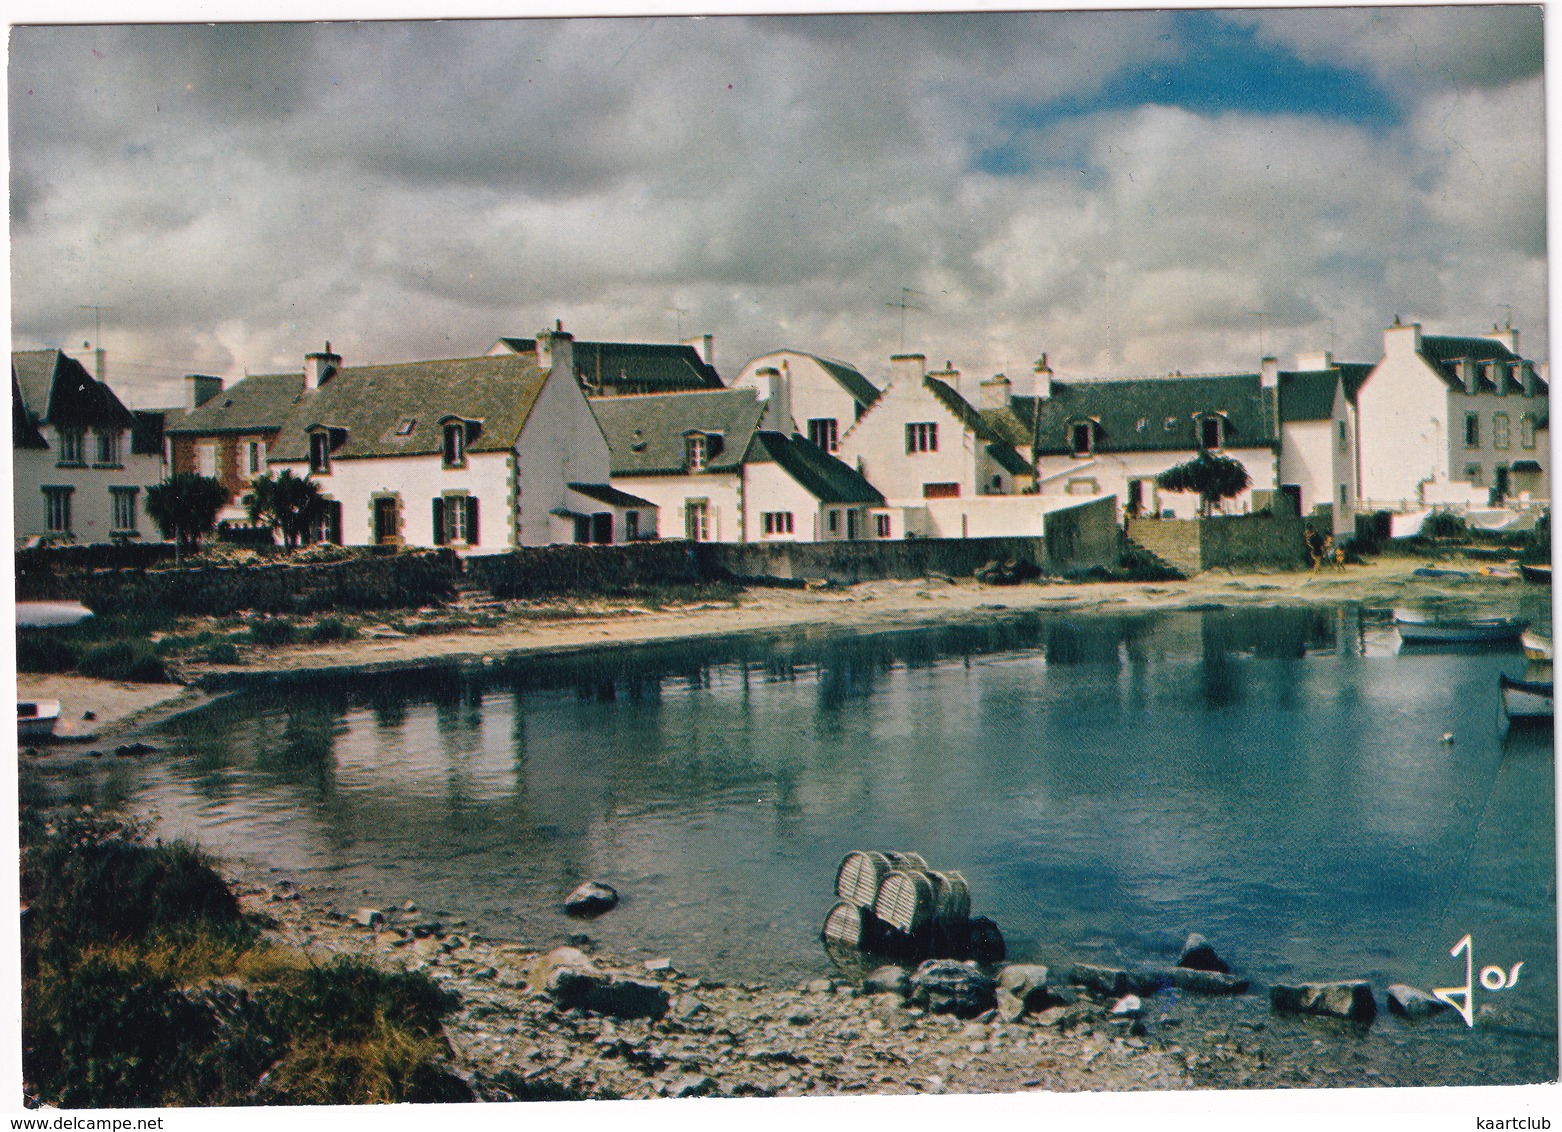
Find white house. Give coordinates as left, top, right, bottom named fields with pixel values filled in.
left=1003, top=359, right=1280, bottom=522
left=591, top=387, right=883, bottom=543
left=265, top=327, right=641, bottom=550
left=729, top=349, right=882, bottom=453
left=12, top=349, right=166, bottom=544
left=1275, top=353, right=1372, bottom=535
left=837, top=353, right=1032, bottom=508
left=1355, top=319, right=1549, bottom=510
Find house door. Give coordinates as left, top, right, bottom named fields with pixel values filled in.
left=592, top=513, right=613, bottom=544
left=846, top=510, right=859, bottom=540
left=573, top=515, right=591, bottom=544
left=1494, top=465, right=1510, bottom=502
left=372, top=497, right=398, bottom=545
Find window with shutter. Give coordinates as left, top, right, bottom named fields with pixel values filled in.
left=432, top=497, right=447, bottom=545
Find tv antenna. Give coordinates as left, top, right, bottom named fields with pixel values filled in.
left=1245, top=310, right=1268, bottom=357
left=78, top=304, right=112, bottom=347
left=668, top=306, right=690, bottom=341
left=887, top=287, right=929, bottom=352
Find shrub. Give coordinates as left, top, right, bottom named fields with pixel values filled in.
left=245, top=618, right=296, bottom=647
left=76, top=640, right=168, bottom=683
left=1424, top=511, right=1468, bottom=538
left=16, top=631, right=82, bottom=673
left=203, top=642, right=242, bottom=664
left=307, top=617, right=356, bottom=643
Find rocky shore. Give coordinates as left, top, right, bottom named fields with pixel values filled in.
left=226, top=866, right=1488, bottom=1099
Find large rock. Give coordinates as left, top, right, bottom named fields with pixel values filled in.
left=1270, top=980, right=1377, bottom=1024
left=564, top=881, right=620, bottom=918
left=1070, top=962, right=1247, bottom=999
left=996, top=963, right=1063, bottom=1014
left=527, top=946, right=597, bottom=990
left=545, top=967, right=670, bottom=1020
left=353, top=907, right=386, bottom=930
left=862, top=966, right=911, bottom=998
left=963, top=916, right=1006, bottom=964
left=1177, top=932, right=1232, bottom=974
left=1386, top=983, right=1452, bottom=1019
left=909, top=959, right=998, bottom=1018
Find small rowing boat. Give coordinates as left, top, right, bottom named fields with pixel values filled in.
left=16, top=601, right=93, bottom=629
left=1520, top=564, right=1552, bottom=585
left=1521, top=630, right=1553, bottom=661
left=1394, top=609, right=1528, bottom=644
left=1499, top=674, right=1553, bottom=723
left=18, top=699, right=61, bottom=740
left=1412, top=566, right=1469, bottom=579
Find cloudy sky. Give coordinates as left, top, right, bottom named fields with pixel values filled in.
left=8, top=3, right=1548, bottom=407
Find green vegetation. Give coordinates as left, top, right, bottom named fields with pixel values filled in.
left=243, top=471, right=329, bottom=550
left=17, top=608, right=183, bottom=683
left=244, top=618, right=297, bottom=647
left=307, top=617, right=358, bottom=643
left=20, top=810, right=468, bottom=1107
left=1155, top=452, right=1253, bottom=517
left=145, top=473, right=230, bottom=555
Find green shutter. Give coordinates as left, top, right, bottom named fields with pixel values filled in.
left=432, top=497, right=446, bottom=545
left=465, top=496, right=479, bottom=545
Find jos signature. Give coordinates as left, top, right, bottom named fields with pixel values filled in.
left=1432, top=934, right=1524, bottom=1028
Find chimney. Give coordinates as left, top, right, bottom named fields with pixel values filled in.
left=683, top=333, right=715, bottom=367
left=1296, top=350, right=1333, bottom=372
left=928, top=360, right=960, bottom=400
left=1483, top=323, right=1519, bottom=354
left=890, top=353, right=926, bottom=387
left=1459, top=357, right=1478, bottom=395
left=1487, top=361, right=1505, bottom=396
left=979, top=374, right=1012, bottom=412
left=536, top=319, right=575, bottom=377
left=304, top=341, right=342, bottom=391
left=186, top=374, right=224, bottom=409
left=94, top=346, right=106, bottom=383
left=1385, top=316, right=1422, bottom=357
left=1033, top=353, right=1052, bottom=400
left=756, top=366, right=792, bottom=434
left=1260, top=356, right=1279, bottom=389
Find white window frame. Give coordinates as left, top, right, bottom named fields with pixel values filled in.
left=1521, top=414, right=1537, bottom=449
left=94, top=429, right=121, bottom=467
left=43, top=486, right=73, bottom=533
left=906, top=422, right=938, bottom=454
left=198, top=442, right=218, bottom=478
left=309, top=432, right=331, bottom=474
left=1493, top=412, right=1511, bottom=450
left=686, top=434, right=708, bottom=471
left=57, top=428, right=85, bottom=467
left=111, top=486, right=139, bottom=533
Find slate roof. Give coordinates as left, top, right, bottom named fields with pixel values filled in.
left=11, top=349, right=135, bottom=433
left=591, top=389, right=766, bottom=476
left=923, top=376, right=1031, bottom=476
left=130, top=410, right=171, bottom=456
left=746, top=431, right=884, bottom=505
left=12, top=370, right=47, bottom=449
left=168, top=373, right=305, bottom=436
left=748, top=350, right=881, bottom=408
left=1417, top=335, right=1548, bottom=395
left=496, top=337, right=724, bottom=393
left=268, top=355, right=551, bottom=463
left=567, top=482, right=657, bottom=508
left=1277, top=363, right=1373, bottom=424
left=1012, top=373, right=1278, bottom=457
left=978, top=404, right=1036, bottom=450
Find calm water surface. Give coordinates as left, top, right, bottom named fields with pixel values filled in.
left=85, top=604, right=1558, bottom=1086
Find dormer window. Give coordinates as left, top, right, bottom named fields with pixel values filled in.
left=309, top=430, right=332, bottom=474
left=94, top=429, right=121, bottom=467
left=1198, top=415, right=1225, bottom=451
left=686, top=434, right=708, bottom=471
left=57, top=428, right=85, bottom=467
left=443, top=422, right=466, bottom=468
left=1070, top=420, right=1095, bottom=457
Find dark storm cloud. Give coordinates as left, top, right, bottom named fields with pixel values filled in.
left=7, top=8, right=1548, bottom=406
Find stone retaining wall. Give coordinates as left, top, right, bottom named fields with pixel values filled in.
left=1125, top=509, right=1306, bottom=575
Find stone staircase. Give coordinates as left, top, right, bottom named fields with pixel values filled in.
left=1122, top=519, right=1202, bottom=577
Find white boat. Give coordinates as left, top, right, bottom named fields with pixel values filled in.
left=18, top=699, right=61, bottom=739
left=1521, top=630, right=1553, bottom=661
left=1499, top=674, right=1553, bottom=723
left=16, top=601, right=94, bottom=629
left=1394, top=609, right=1528, bottom=644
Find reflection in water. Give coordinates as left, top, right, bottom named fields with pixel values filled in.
left=135, top=604, right=1555, bottom=1086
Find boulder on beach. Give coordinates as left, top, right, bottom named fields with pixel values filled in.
left=996, top=963, right=1059, bottom=1014
left=564, top=881, right=620, bottom=918
left=909, top=959, right=997, bottom=1018
left=862, top=965, right=911, bottom=998
left=1110, top=993, right=1143, bottom=1016
left=964, top=915, right=1006, bottom=964
left=1166, top=966, right=1248, bottom=996
left=1386, top=983, right=1452, bottom=1020
left=545, top=966, right=670, bottom=1020
left=528, top=946, right=597, bottom=990
left=1177, top=932, right=1232, bottom=974
left=1270, top=980, right=1377, bottom=1024
left=353, top=907, right=386, bottom=929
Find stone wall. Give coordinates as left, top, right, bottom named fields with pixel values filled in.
left=465, top=541, right=706, bottom=598
left=15, top=549, right=459, bottom=615
left=1126, top=509, right=1306, bottom=575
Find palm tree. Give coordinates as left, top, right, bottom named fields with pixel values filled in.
left=146, top=473, right=229, bottom=560
left=1156, top=452, right=1252, bottom=517
left=244, top=470, right=328, bottom=549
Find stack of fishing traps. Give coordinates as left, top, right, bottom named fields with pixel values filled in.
left=822, top=851, right=1003, bottom=963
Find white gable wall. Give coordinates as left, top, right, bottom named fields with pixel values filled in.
left=731, top=352, right=871, bottom=447
left=515, top=361, right=613, bottom=546
left=607, top=471, right=742, bottom=542
left=1357, top=324, right=1453, bottom=507
left=838, top=380, right=979, bottom=501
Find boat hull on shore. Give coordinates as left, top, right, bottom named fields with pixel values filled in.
left=18, top=699, right=61, bottom=739
left=1500, top=674, right=1553, bottom=724
left=1394, top=610, right=1528, bottom=644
